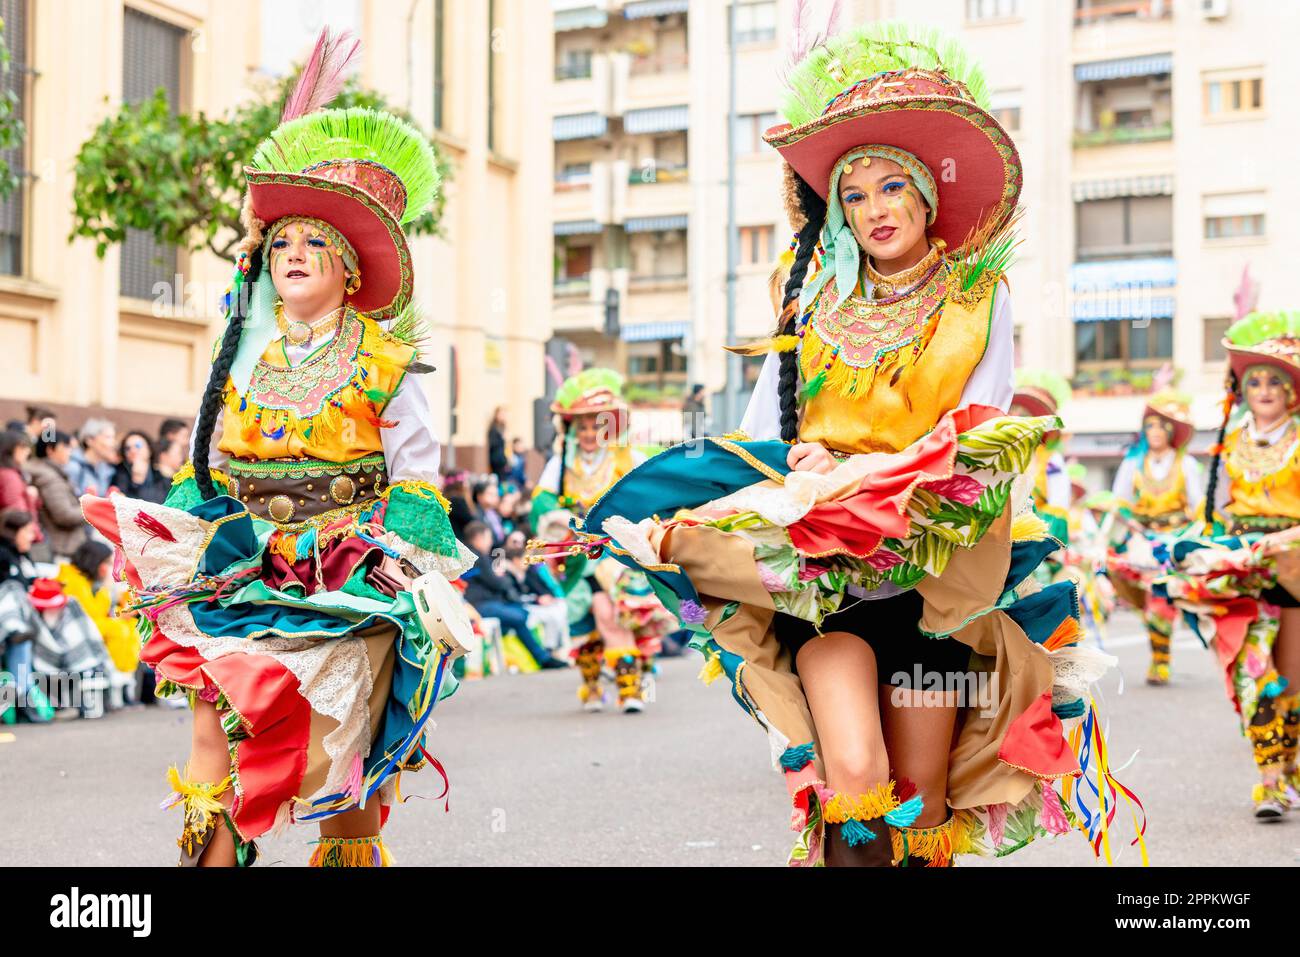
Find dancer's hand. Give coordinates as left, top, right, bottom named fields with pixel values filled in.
left=1256, top=527, right=1300, bottom=555
left=787, top=442, right=837, bottom=474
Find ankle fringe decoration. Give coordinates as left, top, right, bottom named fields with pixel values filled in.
left=160, top=765, right=233, bottom=860
left=308, top=835, right=394, bottom=867
left=891, top=812, right=976, bottom=867
left=822, top=781, right=924, bottom=830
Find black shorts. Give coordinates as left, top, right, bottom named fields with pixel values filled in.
left=1263, top=585, right=1300, bottom=609
left=773, top=588, right=971, bottom=688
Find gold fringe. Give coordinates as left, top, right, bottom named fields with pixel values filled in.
left=170, top=461, right=230, bottom=490
left=822, top=782, right=900, bottom=823
left=890, top=810, right=976, bottom=867
left=383, top=478, right=452, bottom=513
left=307, top=835, right=394, bottom=867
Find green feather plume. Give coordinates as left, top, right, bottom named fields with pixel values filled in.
left=780, top=21, right=991, bottom=129
left=250, top=107, right=440, bottom=225
left=1014, top=368, right=1072, bottom=410
left=1225, top=310, right=1300, bottom=348
left=554, top=368, right=625, bottom=412
left=386, top=300, right=428, bottom=350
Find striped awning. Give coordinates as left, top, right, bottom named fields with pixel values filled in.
left=1072, top=296, right=1176, bottom=322
left=1074, top=53, right=1172, bottom=83
left=624, top=214, right=688, bottom=233
left=1072, top=175, right=1174, bottom=202
left=554, top=6, right=608, bottom=31
left=553, top=112, right=608, bottom=141
left=621, top=320, right=690, bottom=342
left=624, top=104, right=689, bottom=134
left=554, top=219, right=603, bottom=236
left=623, top=0, right=689, bottom=17
left=1071, top=257, right=1177, bottom=292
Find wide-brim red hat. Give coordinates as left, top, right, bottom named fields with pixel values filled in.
left=1141, top=395, right=1195, bottom=450
left=246, top=166, right=412, bottom=319
left=1226, top=338, right=1300, bottom=411
left=1011, top=387, right=1058, bottom=421
left=765, top=68, right=1020, bottom=257
left=28, top=578, right=67, bottom=611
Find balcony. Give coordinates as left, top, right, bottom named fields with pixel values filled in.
left=554, top=160, right=614, bottom=224
left=1074, top=0, right=1172, bottom=26
left=552, top=267, right=627, bottom=333
left=1073, top=121, right=1172, bottom=147
left=552, top=52, right=613, bottom=118
left=614, top=158, right=691, bottom=224
left=612, top=51, right=691, bottom=114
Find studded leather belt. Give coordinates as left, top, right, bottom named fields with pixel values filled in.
left=227, top=453, right=388, bottom=525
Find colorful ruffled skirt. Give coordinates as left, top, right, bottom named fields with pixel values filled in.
left=549, top=406, right=1144, bottom=864
left=1158, top=531, right=1291, bottom=726
left=82, top=474, right=473, bottom=844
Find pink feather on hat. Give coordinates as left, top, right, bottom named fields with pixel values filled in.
left=280, top=27, right=360, bottom=124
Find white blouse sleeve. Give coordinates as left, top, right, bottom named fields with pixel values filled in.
left=738, top=351, right=783, bottom=441
left=1111, top=457, right=1137, bottom=502
left=380, top=376, right=442, bottom=483
left=1046, top=451, right=1072, bottom=510
left=1182, top=454, right=1206, bottom=515
left=537, top=454, right=561, bottom=494
left=957, top=280, right=1014, bottom=413
left=189, top=409, right=228, bottom=472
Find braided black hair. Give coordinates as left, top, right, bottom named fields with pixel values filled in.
left=1203, top=370, right=1238, bottom=526
left=776, top=173, right=827, bottom=443
left=193, top=248, right=264, bottom=501
left=558, top=420, right=572, bottom=503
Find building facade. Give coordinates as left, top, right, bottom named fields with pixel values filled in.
left=0, top=0, right=552, bottom=470
left=549, top=0, right=1300, bottom=486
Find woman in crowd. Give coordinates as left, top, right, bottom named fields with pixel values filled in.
left=112, top=430, right=168, bottom=504
left=0, top=430, right=34, bottom=514
left=25, top=432, right=89, bottom=562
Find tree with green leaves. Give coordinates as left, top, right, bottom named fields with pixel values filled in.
left=0, top=17, right=27, bottom=201
left=70, top=74, right=450, bottom=261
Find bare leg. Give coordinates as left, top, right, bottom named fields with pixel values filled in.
left=880, top=687, right=959, bottom=828
left=186, top=699, right=236, bottom=867
left=796, top=633, right=889, bottom=792
left=592, top=592, right=635, bottom=647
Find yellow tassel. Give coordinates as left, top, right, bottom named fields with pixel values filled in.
left=604, top=647, right=640, bottom=667
left=822, top=782, right=899, bottom=823
left=307, top=835, right=394, bottom=867
left=165, top=765, right=233, bottom=859
left=698, top=652, right=724, bottom=686
left=1011, top=511, right=1050, bottom=542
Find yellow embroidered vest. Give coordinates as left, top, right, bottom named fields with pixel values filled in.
left=1130, top=450, right=1189, bottom=529
left=218, top=310, right=415, bottom=464
left=797, top=269, right=1000, bottom=454
left=1223, top=419, right=1300, bottom=523
left=562, top=445, right=637, bottom=514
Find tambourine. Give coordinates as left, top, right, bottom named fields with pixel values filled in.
left=411, top=570, right=474, bottom=661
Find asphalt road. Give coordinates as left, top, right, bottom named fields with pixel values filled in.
left=1, top=609, right=1296, bottom=867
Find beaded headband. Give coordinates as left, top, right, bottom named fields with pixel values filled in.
left=263, top=216, right=360, bottom=276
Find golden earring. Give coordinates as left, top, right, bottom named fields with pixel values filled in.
left=345, top=273, right=362, bottom=295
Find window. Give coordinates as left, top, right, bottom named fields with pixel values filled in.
left=1203, top=317, right=1230, bottom=363
left=121, top=8, right=185, bottom=301
left=563, top=245, right=593, bottom=279
left=1204, top=192, right=1266, bottom=240
left=1076, top=195, right=1173, bottom=260
left=1204, top=75, right=1263, bottom=118
left=989, top=91, right=1022, bottom=134
left=433, top=0, right=445, bottom=129
left=732, top=2, right=776, bottom=45
left=1075, top=317, right=1173, bottom=367
left=556, top=162, right=593, bottom=186
left=967, top=0, right=1020, bottom=20
left=733, top=112, right=777, bottom=154
left=628, top=339, right=687, bottom=390
left=739, top=225, right=774, bottom=265
left=0, top=0, right=28, bottom=277
left=556, top=48, right=593, bottom=81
